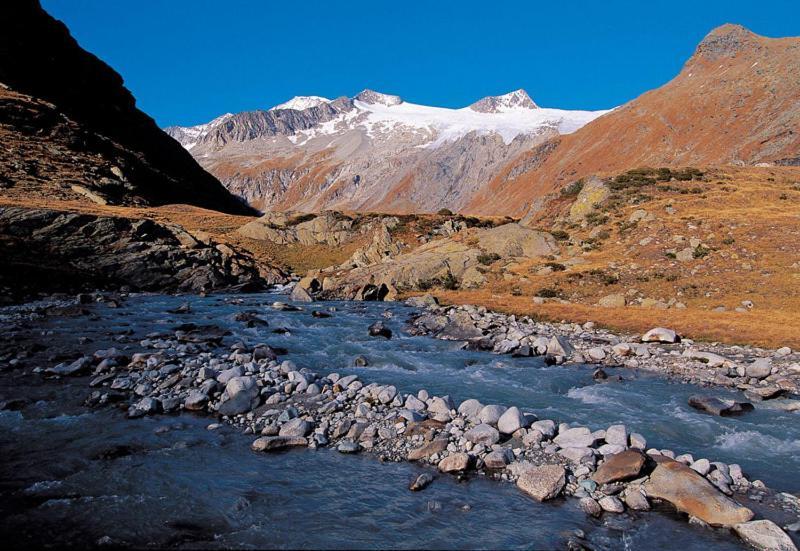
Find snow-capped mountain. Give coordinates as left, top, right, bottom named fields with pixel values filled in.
left=165, top=89, right=609, bottom=213
left=270, top=95, right=331, bottom=111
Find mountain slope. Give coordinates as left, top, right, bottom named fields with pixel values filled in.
left=467, top=24, right=800, bottom=217
left=166, top=89, right=608, bottom=212
left=0, top=0, right=251, bottom=214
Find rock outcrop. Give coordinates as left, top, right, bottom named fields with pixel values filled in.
left=0, top=206, right=283, bottom=299
left=319, top=223, right=557, bottom=299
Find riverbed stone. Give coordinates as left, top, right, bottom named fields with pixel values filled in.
left=409, top=473, right=434, bottom=492
left=580, top=497, right=602, bottom=517
left=408, top=438, right=449, bottom=461
left=368, top=321, right=392, bottom=339
left=641, top=327, right=680, bottom=344
left=593, top=450, right=648, bottom=484
left=746, top=358, right=773, bottom=379
left=279, top=418, right=312, bottom=437
left=184, top=390, right=208, bottom=411
left=643, top=458, right=754, bottom=526
left=457, top=399, right=484, bottom=419
left=465, top=424, right=500, bottom=446
left=478, top=404, right=507, bottom=426
left=532, top=420, right=556, bottom=439
left=605, top=424, right=628, bottom=447
left=688, top=395, right=754, bottom=416
left=438, top=452, right=470, bottom=473
left=497, top=406, right=527, bottom=435
left=251, top=436, right=307, bottom=452
left=546, top=336, right=574, bottom=358
left=516, top=464, right=566, bottom=502
left=554, top=427, right=596, bottom=448
left=598, top=495, right=625, bottom=513
left=624, top=488, right=650, bottom=511
left=484, top=449, right=512, bottom=469
left=337, top=440, right=361, bottom=454
left=734, top=520, right=798, bottom=551
left=218, top=376, right=259, bottom=416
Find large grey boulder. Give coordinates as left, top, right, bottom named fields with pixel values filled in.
left=458, top=399, right=484, bottom=419
left=497, top=406, right=528, bottom=435
left=516, top=464, right=566, bottom=502
left=641, top=327, right=680, bottom=343
left=546, top=336, right=574, bottom=358
left=464, top=423, right=500, bottom=446
left=746, top=358, right=772, bottom=379
left=218, top=376, right=259, bottom=416
left=733, top=520, right=797, bottom=551
left=478, top=404, right=508, bottom=426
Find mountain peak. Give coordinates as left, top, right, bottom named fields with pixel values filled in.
left=270, top=95, right=331, bottom=111
left=469, top=89, right=538, bottom=113
left=354, top=89, right=403, bottom=106
left=694, top=23, right=760, bottom=61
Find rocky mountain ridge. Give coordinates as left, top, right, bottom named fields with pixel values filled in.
left=165, top=89, right=608, bottom=212
left=468, top=24, right=800, bottom=218
left=1, top=0, right=251, bottom=214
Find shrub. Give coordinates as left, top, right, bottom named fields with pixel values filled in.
left=477, top=252, right=501, bottom=265
left=441, top=271, right=459, bottom=290
left=722, top=237, right=735, bottom=245
left=550, top=230, right=570, bottom=241
left=544, top=262, right=566, bottom=272
left=536, top=287, right=560, bottom=298
left=437, top=208, right=454, bottom=216
left=692, top=245, right=710, bottom=259
left=585, top=211, right=609, bottom=226
left=560, top=179, right=584, bottom=197
left=665, top=252, right=677, bottom=259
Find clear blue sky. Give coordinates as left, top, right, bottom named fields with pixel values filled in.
left=42, top=0, right=798, bottom=127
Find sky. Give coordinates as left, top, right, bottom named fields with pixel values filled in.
left=42, top=0, right=799, bottom=128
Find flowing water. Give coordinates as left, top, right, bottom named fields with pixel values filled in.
left=1, top=292, right=798, bottom=549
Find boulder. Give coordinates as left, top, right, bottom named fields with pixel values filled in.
left=746, top=358, right=773, bottom=379
left=598, top=294, right=626, bottom=308
left=593, top=450, right=648, bottom=484
left=184, top=390, right=208, bottom=411
left=251, top=436, right=307, bottom=452
left=516, top=464, right=566, bottom=502
left=289, top=285, right=313, bottom=302
left=458, top=398, right=484, bottom=419
left=580, top=497, right=602, bottom=517
left=478, top=404, right=507, bottom=426
left=624, top=488, right=650, bottom=511
left=598, top=496, right=625, bottom=513
left=279, top=418, right=312, bottom=437
left=439, top=310, right=483, bottom=340
left=546, top=336, right=575, bottom=358
left=409, top=473, right=434, bottom=492
left=408, top=438, right=449, bottom=461
left=604, top=424, right=628, bottom=447
left=641, top=327, right=680, bottom=343
left=554, top=427, right=596, bottom=448
left=688, top=395, right=754, bottom=416
left=733, top=520, right=797, bottom=551
left=497, top=406, right=527, bottom=435
left=368, top=321, right=392, bottom=339
left=476, top=223, right=559, bottom=258
left=569, top=177, right=611, bottom=222
left=643, top=459, right=754, bottom=526
left=218, top=376, right=259, bottom=416
left=464, top=423, right=500, bottom=446
left=438, top=453, right=471, bottom=473
left=484, top=449, right=512, bottom=469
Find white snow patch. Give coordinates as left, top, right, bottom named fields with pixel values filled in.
left=270, top=96, right=331, bottom=111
